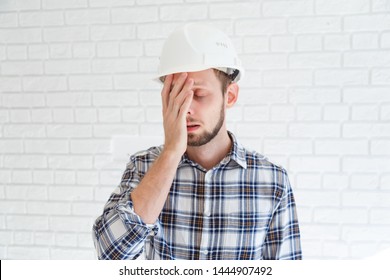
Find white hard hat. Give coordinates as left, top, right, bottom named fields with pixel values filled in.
left=156, top=23, right=244, bottom=83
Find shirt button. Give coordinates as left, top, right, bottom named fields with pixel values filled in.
left=204, top=210, right=211, bottom=216
left=201, top=250, right=208, bottom=255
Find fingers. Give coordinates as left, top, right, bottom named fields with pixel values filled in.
left=161, top=74, right=173, bottom=113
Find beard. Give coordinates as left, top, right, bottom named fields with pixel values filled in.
left=187, top=103, right=225, bottom=147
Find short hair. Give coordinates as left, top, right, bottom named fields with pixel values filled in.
left=213, top=69, right=233, bottom=95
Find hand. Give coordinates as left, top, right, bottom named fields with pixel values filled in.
left=161, top=73, right=194, bottom=156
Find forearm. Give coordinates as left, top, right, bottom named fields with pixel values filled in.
left=130, top=149, right=182, bottom=224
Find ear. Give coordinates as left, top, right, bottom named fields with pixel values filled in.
left=225, top=82, right=239, bottom=108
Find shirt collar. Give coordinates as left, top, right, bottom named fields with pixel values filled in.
left=179, top=131, right=247, bottom=170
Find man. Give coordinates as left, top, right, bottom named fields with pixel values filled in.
left=93, top=23, right=302, bottom=260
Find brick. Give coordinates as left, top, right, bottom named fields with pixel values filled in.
left=324, top=34, right=351, bottom=50
left=289, top=88, right=341, bottom=103
left=49, top=43, right=72, bottom=58
left=10, top=109, right=31, bottom=123
left=76, top=171, right=100, bottom=185
left=323, top=241, right=349, bottom=259
left=289, top=123, right=340, bottom=138
left=90, top=0, right=136, bottom=7
left=289, top=53, right=341, bottom=68
left=44, top=27, right=89, bottom=42
left=74, top=108, right=98, bottom=123
left=69, top=75, right=113, bottom=91
left=373, top=0, right=390, bottom=12
left=243, top=106, right=269, bottom=121
left=323, top=105, right=349, bottom=121
left=0, top=77, right=22, bottom=92
left=120, top=41, right=143, bottom=57
left=33, top=170, right=54, bottom=184
left=93, top=124, right=138, bottom=138
left=343, top=123, right=390, bottom=137
left=235, top=19, right=287, bottom=35
left=314, top=208, right=368, bottom=224
left=344, top=51, right=390, bottom=67
left=381, top=32, right=390, bottom=48
left=0, top=28, right=42, bottom=44
left=296, top=34, right=322, bottom=51
left=263, top=70, right=312, bottom=86
left=237, top=123, right=287, bottom=138
left=0, top=13, right=18, bottom=27
left=350, top=174, right=379, bottom=190
left=53, top=108, right=74, bottom=123
left=72, top=43, right=95, bottom=58
left=65, top=10, right=110, bottom=25
left=4, top=124, right=46, bottom=138
left=48, top=155, right=93, bottom=169
left=54, top=171, right=76, bottom=185
left=28, top=45, right=49, bottom=59
left=299, top=224, right=340, bottom=240
left=381, top=105, right=390, bottom=120
left=315, top=70, right=369, bottom=86
left=114, top=74, right=159, bottom=90
left=47, top=93, right=91, bottom=107
left=343, top=157, right=390, bottom=172
left=91, top=58, right=138, bottom=73
left=2, top=93, right=45, bottom=108
left=243, top=37, right=269, bottom=53
left=315, top=140, right=368, bottom=155
left=344, top=87, right=390, bottom=103
left=11, top=170, right=33, bottom=184
left=297, top=105, right=322, bottom=121
left=352, top=33, right=379, bottom=49
left=270, top=36, right=295, bottom=52
left=270, top=105, right=295, bottom=121
left=42, top=0, right=88, bottom=9
left=98, top=108, right=121, bottom=123
left=93, top=92, right=138, bottom=106
left=290, top=156, right=340, bottom=172
left=122, top=108, right=146, bottom=123
left=7, top=246, right=50, bottom=260
left=111, top=7, right=158, bottom=23
left=371, top=208, right=390, bottom=224
left=23, top=76, right=67, bottom=92
left=296, top=174, right=321, bottom=189
left=0, top=201, right=26, bottom=214
left=4, top=155, right=47, bottom=169
left=0, top=0, right=41, bottom=11
left=210, top=3, right=261, bottom=19
left=323, top=174, right=349, bottom=189
left=49, top=186, right=93, bottom=201
left=91, top=25, right=136, bottom=41
left=242, top=54, right=287, bottom=70
left=47, top=124, right=92, bottom=138
left=137, top=23, right=178, bottom=39
left=25, top=140, right=69, bottom=154
left=45, top=60, right=90, bottom=75
left=50, top=217, right=93, bottom=232
left=0, top=139, right=23, bottom=154
left=19, top=11, right=64, bottom=27
left=288, top=17, right=341, bottom=33
left=371, top=140, right=390, bottom=155
left=6, top=185, right=47, bottom=200
left=51, top=248, right=95, bottom=260
left=344, top=14, right=390, bottom=32
left=342, top=225, right=390, bottom=241
left=263, top=1, right=313, bottom=16
left=27, top=202, right=71, bottom=216
left=316, top=0, right=370, bottom=15
left=351, top=105, right=379, bottom=121
left=372, top=68, right=390, bottom=85
left=7, top=215, right=49, bottom=231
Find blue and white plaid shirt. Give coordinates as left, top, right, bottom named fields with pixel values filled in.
left=93, top=132, right=302, bottom=260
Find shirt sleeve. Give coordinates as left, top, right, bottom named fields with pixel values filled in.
left=262, top=169, right=302, bottom=260
left=92, top=155, right=158, bottom=260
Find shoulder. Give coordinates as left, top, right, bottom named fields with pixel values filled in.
left=131, top=145, right=163, bottom=162
left=244, top=147, right=288, bottom=176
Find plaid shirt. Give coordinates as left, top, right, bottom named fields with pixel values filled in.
left=93, top=132, right=302, bottom=260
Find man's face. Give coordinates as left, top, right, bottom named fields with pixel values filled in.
left=171, top=69, right=226, bottom=147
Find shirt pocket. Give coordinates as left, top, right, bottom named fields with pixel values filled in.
left=223, top=212, right=270, bottom=259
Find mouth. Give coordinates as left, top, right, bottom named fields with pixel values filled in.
left=186, top=124, right=200, bottom=132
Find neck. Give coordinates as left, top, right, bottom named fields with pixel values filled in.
left=185, top=128, right=232, bottom=171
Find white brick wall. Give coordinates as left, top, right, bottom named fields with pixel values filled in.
left=1, top=0, right=389, bottom=260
